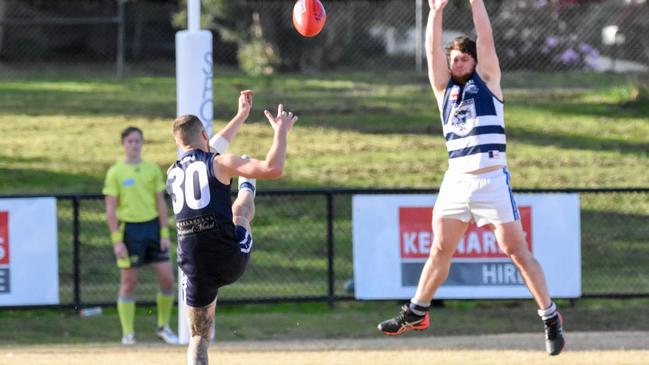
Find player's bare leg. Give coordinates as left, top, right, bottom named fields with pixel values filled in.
left=232, top=156, right=256, bottom=231
left=493, top=220, right=565, bottom=355
left=186, top=300, right=216, bottom=365
left=493, top=221, right=550, bottom=308
left=378, top=217, right=468, bottom=335
left=413, top=217, right=469, bottom=302
left=232, top=189, right=255, bottom=231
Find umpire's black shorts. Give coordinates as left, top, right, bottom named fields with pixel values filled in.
left=118, top=218, right=170, bottom=269
left=178, top=222, right=253, bottom=307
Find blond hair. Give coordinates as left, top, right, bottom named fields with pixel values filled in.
left=172, top=115, right=205, bottom=146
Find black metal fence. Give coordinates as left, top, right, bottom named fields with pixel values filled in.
left=5, top=187, right=648, bottom=310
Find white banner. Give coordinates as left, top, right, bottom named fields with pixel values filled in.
left=176, top=30, right=214, bottom=136
left=0, top=197, right=59, bottom=306
left=352, top=194, right=581, bottom=299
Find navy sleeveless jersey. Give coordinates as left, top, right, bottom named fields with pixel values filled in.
left=166, top=149, right=232, bottom=242
left=440, top=72, right=507, bottom=172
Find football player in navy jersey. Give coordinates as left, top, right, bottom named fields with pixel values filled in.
left=167, top=103, right=297, bottom=365
left=378, top=0, right=565, bottom=356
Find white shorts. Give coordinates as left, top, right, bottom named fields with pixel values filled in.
left=434, top=167, right=520, bottom=227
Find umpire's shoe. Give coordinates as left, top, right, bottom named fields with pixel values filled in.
left=156, top=325, right=179, bottom=344
left=543, top=312, right=566, bottom=355
left=378, top=304, right=429, bottom=336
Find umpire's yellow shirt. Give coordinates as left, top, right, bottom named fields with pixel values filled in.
left=102, top=160, right=166, bottom=223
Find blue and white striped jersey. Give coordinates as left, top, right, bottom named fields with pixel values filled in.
left=440, top=73, right=507, bottom=172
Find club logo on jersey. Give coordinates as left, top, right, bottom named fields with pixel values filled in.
left=449, top=98, right=476, bottom=137
left=449, top=85, right=461, bottom=101
left=465, top=81, right=479, bottom=94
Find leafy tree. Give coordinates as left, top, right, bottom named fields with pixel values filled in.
left=174, top=0, right=364, bottom=73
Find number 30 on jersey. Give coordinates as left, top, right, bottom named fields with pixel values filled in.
left=168, top=161, right=211, bottom=214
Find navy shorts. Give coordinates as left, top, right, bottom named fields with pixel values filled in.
left=119, top=218, right=170, bottom=269
left=179, top=224, right=253, bottom=307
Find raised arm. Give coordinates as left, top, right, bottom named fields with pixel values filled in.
left=214, top=104, right=298, bottom=183
left=470, top=0, right=501, bottom=86
left=209, top=90, right=253, bottom=154
left=426, top=0, right=451, bottom=103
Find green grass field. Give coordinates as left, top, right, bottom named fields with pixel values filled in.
left=1, top=299, right=649, bottom=345
left=1, top=68, right=648, bottom=345
left=1, top=69, right=648, bottom=193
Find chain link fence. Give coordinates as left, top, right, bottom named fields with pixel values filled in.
left=2, top=1, right=648, bottom=307
left=1, top=0, right=647, bottom=75
left=41, top=188, right=649, bottom=309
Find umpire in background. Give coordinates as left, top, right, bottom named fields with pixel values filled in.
left=103, top=126, right=179, bottom=345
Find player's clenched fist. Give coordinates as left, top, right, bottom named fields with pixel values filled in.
left=237, top=89, right=253, bottom=118
left=429, top=0, right=448, bottom=11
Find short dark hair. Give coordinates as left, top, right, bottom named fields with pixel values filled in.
left=121, top=126, right=143, bottom=141
left=172, top=115, right=205, bottom=145
left=446, top=36, right=477, bottom=62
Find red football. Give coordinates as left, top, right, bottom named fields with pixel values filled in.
left=292, top=0, right=326, bottom=38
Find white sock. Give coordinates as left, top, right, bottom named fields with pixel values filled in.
left=537, top=301, right=557, bottom=320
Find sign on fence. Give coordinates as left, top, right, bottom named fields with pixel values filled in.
left=0, top=198, right=59, bottom=306
left=352, top=194, right=581, bottom=299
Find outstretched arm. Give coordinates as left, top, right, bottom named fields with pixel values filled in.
left=470, top=0, right=501, bottom=84
left=426, top=0, right=451, bottom=102
left=209, top=90, right=253, bottom=153
left=214, top=104, right=298, bottom=182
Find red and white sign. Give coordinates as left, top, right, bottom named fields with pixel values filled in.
left=352, top=194, right=581, bottom=299
left=0, top=198, right=59, bottom=305
left=0, top=212, right=9, bottom=265
left=398, top=207, right=532, bottom=259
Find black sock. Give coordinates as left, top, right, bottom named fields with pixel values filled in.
left=408, top=302, right=429, bottom=317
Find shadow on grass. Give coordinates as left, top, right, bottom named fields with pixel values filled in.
left=512, top=98, right=649, bottom=120
left=0, top=167, right=102, bottom=195
left=0, top=87, right=176, bottom=118
left=509, top=124, right=649, bottom=156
